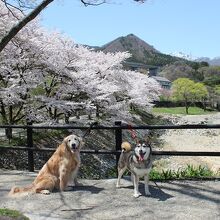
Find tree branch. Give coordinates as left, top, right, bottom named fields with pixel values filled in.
left=0, top=0, right=146, bottom=53
left=80, top=0, right=106, bottom=6
left=0, top=0, right=54, bottom=53
left=1, top=0, right=24, bottom=19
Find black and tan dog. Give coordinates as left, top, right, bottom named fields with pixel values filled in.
left=116, top=140, right=152, bottom=198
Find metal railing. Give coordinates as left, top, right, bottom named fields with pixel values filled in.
left=0, top=121, right=220, bottom=172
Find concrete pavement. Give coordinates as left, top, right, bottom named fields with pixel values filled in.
left=0, top=169, right=219, bottom=220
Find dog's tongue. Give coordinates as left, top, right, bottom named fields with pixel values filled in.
left=139, top=154, right=144, bottom=161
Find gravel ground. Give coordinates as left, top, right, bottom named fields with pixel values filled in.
left=156, top=112, right=220, bottom=172
left=0, top=170, right=220, bottom=220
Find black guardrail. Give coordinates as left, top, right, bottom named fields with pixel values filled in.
left=0, top=121, right=220, bottom=172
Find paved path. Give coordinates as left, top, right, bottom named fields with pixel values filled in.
left=0, top=170, right=219, bottom=220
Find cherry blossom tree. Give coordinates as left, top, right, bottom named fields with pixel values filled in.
left=0, top=4, right=50, bottom=137
left=1, top=1, right=161, bottom=134
left=65, top=47, right=161, bottom=121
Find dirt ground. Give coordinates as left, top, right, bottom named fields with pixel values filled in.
left=155, top=112, right=220, bottom=172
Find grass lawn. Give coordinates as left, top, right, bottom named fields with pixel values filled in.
left=0, top=208, right=29, bottom=220
left=153, top=106, right=216, bottom=115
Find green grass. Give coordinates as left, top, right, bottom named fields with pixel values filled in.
left=105, top=164, right=218, bottom=180
left=0, top=208, right=29, bottom=219
left=150, top=165, right=218, bottom=180
left=153, top=106, right=215, bottom=115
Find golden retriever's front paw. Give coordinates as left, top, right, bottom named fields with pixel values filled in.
left=40, top=190, right=50, bottom=195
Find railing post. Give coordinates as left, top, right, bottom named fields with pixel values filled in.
left=115, top=121, right=122, bottom=167
left=27, top=122, right=34, bottom=172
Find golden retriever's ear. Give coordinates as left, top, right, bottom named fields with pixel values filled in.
left=63, top=137, right=68, bottom=146
left=63, top=136, right=71, bottom=152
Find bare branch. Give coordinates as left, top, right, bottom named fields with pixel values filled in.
left=0, top=0, right=147, bottom=53
left=1, top=0, right=24, bottom=18
left=0, top=0, right=54, bottom=53
left=1, top=0, right=36, bottom=10
left=80, top=0, right=106, bottom=7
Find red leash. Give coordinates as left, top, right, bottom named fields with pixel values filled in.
left=127, top=124, right=139, bottom=143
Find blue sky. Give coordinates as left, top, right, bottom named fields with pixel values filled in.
left=41, top=0, right=220, bottom=59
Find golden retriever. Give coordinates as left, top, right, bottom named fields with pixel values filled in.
left=9, top=134, right=84, bottom=196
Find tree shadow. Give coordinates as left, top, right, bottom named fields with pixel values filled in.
left=162, top=181, right=220, bottom=204
left=43, top=184, right=102, bottom=219
left=66, top=184, right=104, bottom=194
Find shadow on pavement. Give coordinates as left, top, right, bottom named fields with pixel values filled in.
left=67, top=184, right=104, bottom=194
left=119, top=182, right=174, bottom=201
left=162, top=181, right=220, bottom=204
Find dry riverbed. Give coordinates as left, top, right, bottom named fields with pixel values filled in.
left=154, top=112, right=220, bottom=173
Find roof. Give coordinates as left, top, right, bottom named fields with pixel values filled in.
left=123, top=61, right=159, bottom=69
left=151, top=76, right=171, bottom=83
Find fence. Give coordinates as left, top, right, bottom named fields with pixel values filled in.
left=0, top=121, right=220, bottom=172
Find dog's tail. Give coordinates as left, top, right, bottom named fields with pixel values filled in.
left=121, top=142, right=131, bottom=153
left=8, top=184, right=35, bottom=197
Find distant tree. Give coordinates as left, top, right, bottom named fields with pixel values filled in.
left=159, top=88, right=172, bottom=101
left=159, top=61, right=196, bottom=82
left=192, top=82, right=209, bottom=110
left=214, top=85, right=220, bottom=95
left=172, top=78, right=208, bottom=114
left=211, top=85, right=220, bottom=110
left=197, top=66, right=220, bottom=86
left=193, top=82, right=209, bottom=101
left=200, top=61, right=209, bottom=67
left=0, top=0, right=146, bottom=53
left=190, top=61, right=209, bottom=71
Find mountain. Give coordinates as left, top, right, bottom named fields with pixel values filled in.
left=195, top=57, right=220, bottom=66
left=96, top=34, right=195, bottom=66
left=101, top=33, right=159, bottom=54
left=170, top=52, right=220, bottom=66
left=170, top=52, right=196, bottom=61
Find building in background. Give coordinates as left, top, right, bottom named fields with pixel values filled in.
left=123, top=61, right=171, bottom=89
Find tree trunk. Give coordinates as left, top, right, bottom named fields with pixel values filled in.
left=0, top=0, right=54, bottom=53
left=3, top=106, right=13, bottom=139
left=48, top=107, right=53, bottom=118
left=202, top=99, right=206, bottom=112
left=96, top=104, right=100, bottom=118
left=185, top=100, right=189, bottom=114
left=186, top=105, right=189, bottom=114
left=217, top=101, right=220, bottom=111
left=88, top=110, right=92, bottom=120
left=64, top=114, right=70, bottom=124
left=5, top=106, right=13, bottom=139
left=0, top=104, right=11, bottom=139
left=76, top=111, right=80, bottom=119
left=5, top=127, right=12, bottom=140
